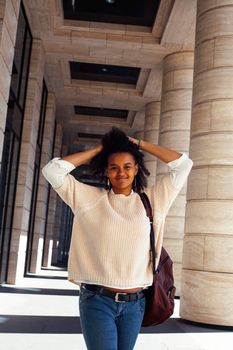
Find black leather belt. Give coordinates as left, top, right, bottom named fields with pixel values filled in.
left=81, top=283, right=145, bottom=303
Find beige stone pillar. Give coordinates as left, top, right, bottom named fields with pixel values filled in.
left=133, top=110, right=145, bottom=143
left=180, top=0, right=233, bottom=326
left=51, top=124, right=63, bottom=265
left=7, top=40, right=45, bottom=283
left=42, top=186, right=57, bottom=268
left=31, top=94, right=56, bottom=272
left=134, top=125, right=145, bottom=182
left=144, top=102, right=160, bottom=186
left=0, top=0, right=20, bottom=167
left=51, top=198, right=63, bottom=265
left=158, top=52, right=194, bottom=295
left=41, top=101, right=57, bottom=268
left=134, top=130, right=144, bottom=141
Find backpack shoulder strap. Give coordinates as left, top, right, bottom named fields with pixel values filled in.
left=139, top=192, right=153, bottom=222
left=139, top=192, right=156, bottom=274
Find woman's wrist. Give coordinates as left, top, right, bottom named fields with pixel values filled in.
left=95, top=144, right=103, bottom=153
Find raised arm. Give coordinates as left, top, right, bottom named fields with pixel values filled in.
left=61, top=144, right=103, bottom=167
left=42, top=145, right=103, bottom=189
left=128, top=137, right=182, bottom=163
left=128, top=137, right=193, bottom=216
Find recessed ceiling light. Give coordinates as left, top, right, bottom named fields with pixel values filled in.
left=102, top=68, right=108, bottom=72
left=106, top=0, right=115, bottom=4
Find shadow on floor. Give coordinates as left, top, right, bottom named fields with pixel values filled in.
left=25, top=274, right=67, bottom=280
left=0, top=316, right=232, bottom=334
left=0, top=285, right=79, bottom=296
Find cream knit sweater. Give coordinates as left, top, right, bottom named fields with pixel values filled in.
left=42, top=153, right=193, bottom=289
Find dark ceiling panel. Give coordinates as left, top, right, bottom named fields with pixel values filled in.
left=70, top=62, right=140, bottom=85
left=63, top=0, right=160, bottom=26
left=74, top=106, right=128, bottom=119
left=78, top=133, right=103, bottom=139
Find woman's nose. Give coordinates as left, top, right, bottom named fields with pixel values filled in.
left=117, top=167, right=125, bottom=175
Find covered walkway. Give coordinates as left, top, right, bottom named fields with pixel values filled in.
left=1, top=0, right=233, bottom=342
left=0, top=268, right=232, bottom=350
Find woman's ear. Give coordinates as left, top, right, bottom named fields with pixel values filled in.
left=135, top=163, right=139, bottom=174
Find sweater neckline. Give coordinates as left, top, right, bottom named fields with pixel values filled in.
left=109, top=189, right=135, bottom=197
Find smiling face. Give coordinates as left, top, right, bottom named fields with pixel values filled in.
left=106, top=152, right=138, bottom=195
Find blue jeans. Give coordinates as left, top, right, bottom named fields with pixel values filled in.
left=79, top=285, right=146, bottom=350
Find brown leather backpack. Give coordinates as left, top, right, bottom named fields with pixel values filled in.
left=139, top=192, right=176, bottom=326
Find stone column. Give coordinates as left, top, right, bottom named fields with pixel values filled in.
left=31, top=94, right=56, bottom=271
left=51, top=124, right=63, bottom=265
left=158, top=52, right=194, bottom=295
left=42, top=111, right=58, bottom=268
left=51, top=197, right=63, bottom=265
left=7, top=40, right=45, bottom=283
left=0, top=0, right=19, bottom=168
left=134, top=130, right=144, bottom=142
left=42, top=187, right=57, bottom=268
left=144, top=101, right=160, bottom=186
left=134, top=122, right=145, bottom=185
left=180, top=0, right=233, bottom=326
left=134, top=111, right=145, bottom=141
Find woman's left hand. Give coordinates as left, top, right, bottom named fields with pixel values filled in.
left=128, top=136, right=140, bottom=146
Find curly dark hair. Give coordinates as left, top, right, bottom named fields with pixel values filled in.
left=89, top=127, right=150, bottom=193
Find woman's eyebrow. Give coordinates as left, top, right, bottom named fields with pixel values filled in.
left=108, top=162, right=134, bottom=166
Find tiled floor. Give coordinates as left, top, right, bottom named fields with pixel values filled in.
left=0, top=268, right=232, bottom=350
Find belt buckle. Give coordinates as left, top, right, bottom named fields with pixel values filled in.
left=115, top=292, right=127, bottom=303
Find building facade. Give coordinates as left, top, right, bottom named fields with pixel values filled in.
left=0, top=0, right=233, bottom=326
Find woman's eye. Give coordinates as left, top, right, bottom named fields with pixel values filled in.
left=108, top=165, right=133, bottom=171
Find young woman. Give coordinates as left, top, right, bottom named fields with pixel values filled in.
left=42, top=127, right=193, bottom=350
